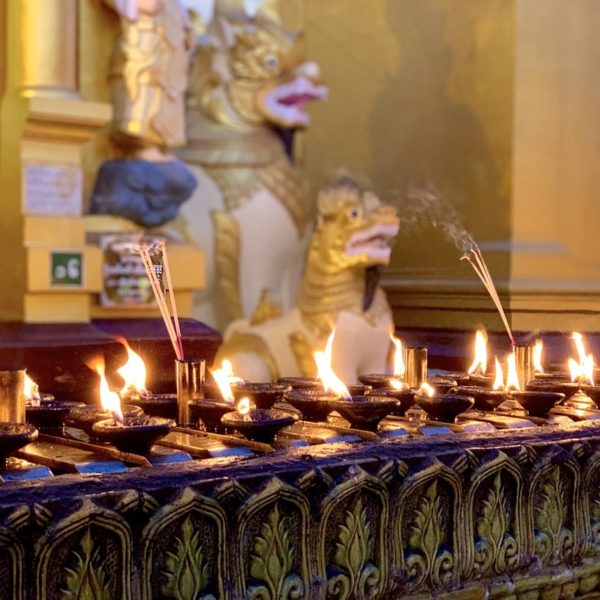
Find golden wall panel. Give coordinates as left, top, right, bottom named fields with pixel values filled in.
left=303, top=0, right=515, bottom=284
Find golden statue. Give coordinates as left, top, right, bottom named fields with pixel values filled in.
left=104, top=0, right=196, bottom=159
left=90, top=0, right=198, bottom=227
left=216, top=177, right=400, bottom=383
left=176, top=0, right=327, bottom=329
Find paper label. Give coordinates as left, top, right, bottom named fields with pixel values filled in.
left=24, top=162, right=82, bottom=215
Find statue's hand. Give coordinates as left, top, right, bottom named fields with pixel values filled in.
left=136, top=0, right=161, bottom=15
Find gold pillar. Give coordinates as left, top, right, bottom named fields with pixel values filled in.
left=20, top=0, right=78, bottom=98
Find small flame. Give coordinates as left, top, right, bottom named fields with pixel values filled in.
left=418, top=382, right=435, bottom=397
left=533, top=339, right=544, bottom=373
left=569, top=332, right=595, bottom=385
left=468, top=330, right=488, bottom=375
left=23, top=373, right=41, bottom=404
left=505, top=353, right=521, bottom=391
left=210, top=359, right=242, bottom=403
left=116, top=337, right=147, bottom=396
left=314, top=330, right=351, bottom=398
left=87, top=356, right=124, bottom=423
left=390, top=334, right=405, bottom=378
left=389, top=378, right=408, bottom=391
left=492, top=357, right=504, bottom=391
left=568, top=355, right=595, bottom=386
left=237, top=397, right=251, bottom=415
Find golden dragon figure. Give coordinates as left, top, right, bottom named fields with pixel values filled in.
left=217, top=177, right=400, bottom=384
left=176, top=0, right=326, bottom=330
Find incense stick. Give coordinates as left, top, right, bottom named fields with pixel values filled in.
left=160, top=241, right=184, bottom=360
left=139, top=247, right=179, bottom=357
left=139, top=245, right=184, bottom=360
left=461, top=245, right=515, bottom=345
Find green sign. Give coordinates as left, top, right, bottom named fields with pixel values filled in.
left=50, top=251, right=83, bottom=287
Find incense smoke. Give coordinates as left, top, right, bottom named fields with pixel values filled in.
left=398, top=186, right=476, bottom=254
left=397, top=185, right=515, bottom=343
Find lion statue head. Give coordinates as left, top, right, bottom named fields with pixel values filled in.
left=187, top=2, right=327, bottom=131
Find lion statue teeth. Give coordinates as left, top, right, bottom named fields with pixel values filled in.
left=216, top=177, right=400, bottom=384
left=176, top=1, right=326, bottom=330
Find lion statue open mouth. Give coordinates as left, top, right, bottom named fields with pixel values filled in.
left=176, top=2, right=327, bottom=330
left=216, top=177, right=400, bottom=384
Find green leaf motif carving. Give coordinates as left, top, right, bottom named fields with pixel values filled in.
left=327, top=498, right=380, bottom=600
left=474, top=473, right=518, bottom=574
left=59, top=528, right=111, bottom=600
left=534, top=467, right=574, bottom=563
left=161, top=516, right=215, bottom=600
left=248, top=506, right=304, bottom=600
left=405, top=480, right=454, bottom=590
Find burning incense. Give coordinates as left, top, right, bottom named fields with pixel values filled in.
left=138, top=244, right=184, bottom=361
left=159, top=241, right=184, bottom=359
left=461, top=245, right=515, bottom=345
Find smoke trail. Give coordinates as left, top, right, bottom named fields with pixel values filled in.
left=398, top=186, right=476, bottom=254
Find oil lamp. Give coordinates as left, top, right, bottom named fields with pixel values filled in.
left=188, top=359, right=241, bottom=431
left=90, top=358, right=174, bottom=454
left=314, top=331, right=398, bottom=431
left=527, top=332, right=598, bottom=411
left=221, top=396, right=297, bottom=443
left=467, top=330, right=494, bottom=388
left=116, top=338, right=178, bottom=419
left=414, top=382, right=474, bottom=424
left=496, top=353, right=563, bottom=417
left=67, top=357, right=144, bottom=436
left=359, top=333, right=406, bottom=389
left=24, top=373, right=74, bottom=430
left=457, top=358, right=510, bottom=412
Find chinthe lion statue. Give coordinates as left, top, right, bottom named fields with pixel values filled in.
left=176, top=1, right=326, bottom=330
left=216, top=178, right=400, bottom=384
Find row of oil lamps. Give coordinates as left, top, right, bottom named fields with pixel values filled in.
left=0, top=329, right=597, bottom=458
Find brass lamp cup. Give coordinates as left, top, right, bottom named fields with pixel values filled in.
left=175, top=359, right=205, bottom=427
left=405, top=347, right=427, bottom=389
left=513, top=344, right=534, bottom=387
left=0, top=370, right=25, bottom=423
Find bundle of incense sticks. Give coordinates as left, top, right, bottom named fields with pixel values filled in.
left=138, top=242, right=184, bottom=360
left=461, top=245, right=516, bottom=345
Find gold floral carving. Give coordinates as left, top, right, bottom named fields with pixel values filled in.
left=534, top=467, right=574, bottom=564
left=247, top=506, right=304, bottom=600
left=327, top=498, right=381, bottom=600
left=405, top=480, right=454, bottom=590
left=288, top=332, right=317, bottom=378
left=212, top=210, right=243, bottom=323
left=59, top=528, right=110, bottom=600
left=161, top=516, right=215, bottom=600
left=473, top=474, right=518, bottom=575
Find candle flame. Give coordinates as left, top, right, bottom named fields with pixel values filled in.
left=87, top=356, right=123, bottom=423
left=23, top=373, right=41, bottom=404
left=505, top=352, right=521, bottom=391
left=418, top=382, right=435, bottom=397
left=569, top=332, right=595, bottom=385
left=314, top=330, right=351, bottom=398
left=468, top=330, right=488, bottom=375
left=533, top=339, right=544, bottom=373
left=237, top=396, right=251, bottom=415
left=492, top=357, right=504, bottom=391
left=390, top=333, right=405, bottom=378
left=116, top=337, right=147, bottom=396
left=389, top=378, right=409, bottom=391
left=210, top=359, right=243, bottom=403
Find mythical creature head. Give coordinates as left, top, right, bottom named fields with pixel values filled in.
left=312, top=177, right=400, bottom=272
left=188, top=1, right=326, bottom=130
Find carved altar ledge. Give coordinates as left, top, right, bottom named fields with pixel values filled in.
left=1, top=420, right=600, bottom=598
